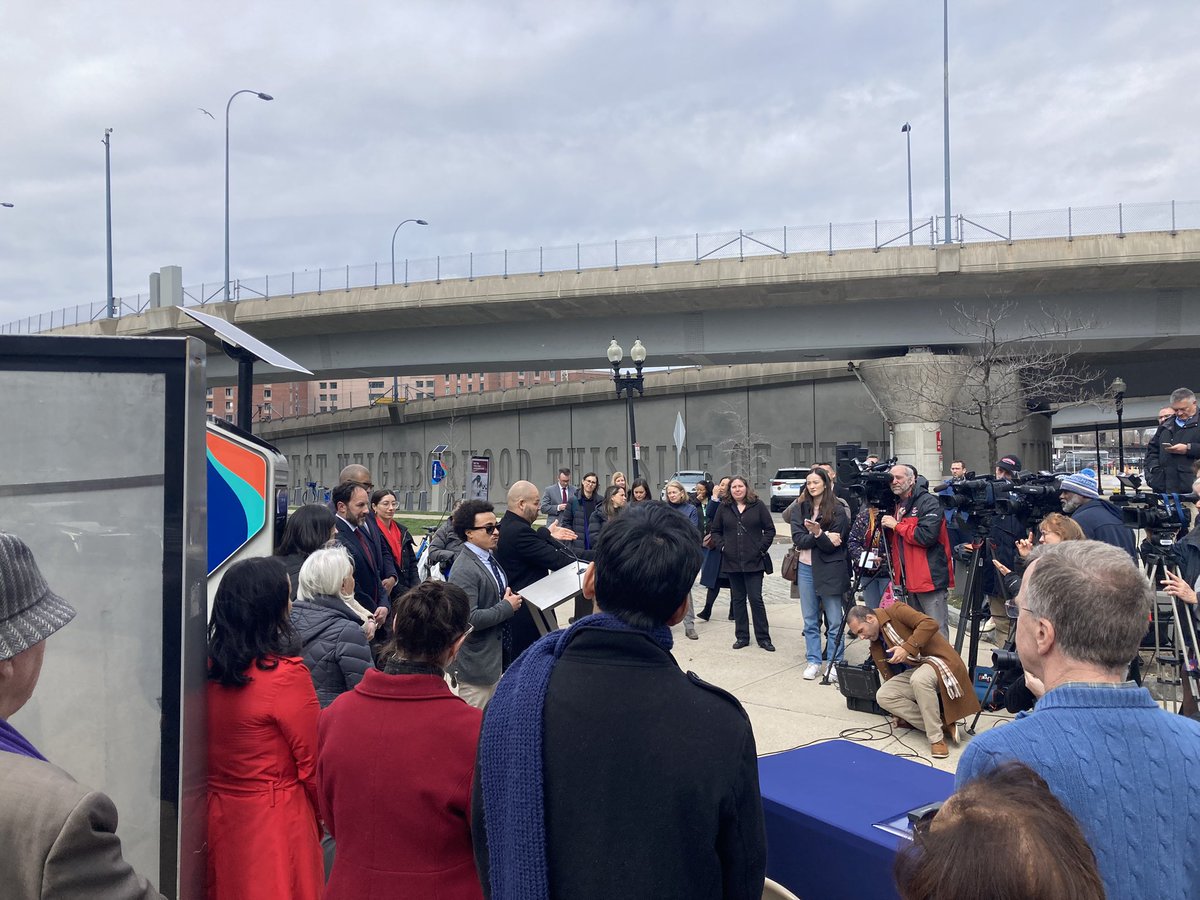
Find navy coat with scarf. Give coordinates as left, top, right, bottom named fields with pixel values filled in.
left=470, top=621, right=767, bottom=900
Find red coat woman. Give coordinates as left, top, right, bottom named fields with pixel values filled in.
left=206, top=558, right=323, bottom=900
left=318, top=581, right=484, bottom=900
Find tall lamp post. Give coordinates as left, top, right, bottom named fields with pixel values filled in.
left=1111, top=376, right=1127, bottom=475
left=901, top=122, right=913, bottom=245
left=391, top=218, right=429, bottom=285
left=224, top=89, right=273, bottom=302
left=942, top=0, right=953, bottom=244
left=103, top=128, right=114, bottom=318
left=607, top=338, right=648, bottom=479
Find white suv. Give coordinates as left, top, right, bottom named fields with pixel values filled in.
left=769, top=467, right=811, bottom=512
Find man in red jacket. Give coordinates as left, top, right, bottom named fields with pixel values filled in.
left=880, top=464, right=955, bottom=637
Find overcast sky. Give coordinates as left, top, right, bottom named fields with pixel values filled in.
left=2, top=1, right=1198, bottom=326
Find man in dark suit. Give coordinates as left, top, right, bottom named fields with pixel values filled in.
left=448, top=499, right=523, bottom=709
left=338, top=464, right=397, bottom=597
left=332, top=481, right=388, bottom=626
left=495, top=481, right=590, bottom=660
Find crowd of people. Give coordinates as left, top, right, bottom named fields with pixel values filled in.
left=5, top=407, right=1200, bottom=899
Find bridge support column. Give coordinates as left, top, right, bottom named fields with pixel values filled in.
left=856, top=349, right=967, bottom=480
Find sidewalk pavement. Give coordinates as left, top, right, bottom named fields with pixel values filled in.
left=667, top=538, right=1013, bottom=774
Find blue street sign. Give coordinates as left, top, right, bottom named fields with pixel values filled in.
left=431, top=459, right=446, bottom=484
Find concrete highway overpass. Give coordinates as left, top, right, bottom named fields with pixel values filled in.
left=53, top=230, right=1200, bottom=395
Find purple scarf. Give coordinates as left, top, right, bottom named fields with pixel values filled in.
left=0, top=718, right=46, bottom=761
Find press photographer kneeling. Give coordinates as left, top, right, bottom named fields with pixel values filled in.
left=846, top=604, right=979, bottom=759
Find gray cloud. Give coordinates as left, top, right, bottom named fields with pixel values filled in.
left=1, top=0, right=1198, bottom=325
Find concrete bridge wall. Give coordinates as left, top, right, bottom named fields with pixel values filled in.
left=260, top=362, right=1053, bottom=502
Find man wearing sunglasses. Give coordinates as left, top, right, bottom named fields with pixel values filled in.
left=448, top=499, right=523, bottom=709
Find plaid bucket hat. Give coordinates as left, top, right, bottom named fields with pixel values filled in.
left=0, top=533, right=76, bottom=661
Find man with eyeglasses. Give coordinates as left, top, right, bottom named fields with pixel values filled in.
left=1144, top=388, right=1200, bottom=494
left=448, top=499, right=524, bottom=709
left=956, top=541, right=1200, bottom=899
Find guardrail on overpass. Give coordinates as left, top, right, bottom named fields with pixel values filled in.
left=4, top=199, right=1197, bottom=336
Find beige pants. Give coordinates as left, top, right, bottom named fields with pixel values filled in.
left=988, top=595, right=1014, bottom=646
left=876, top=665, right=944, bottom=745
left=455, top=680, right=497, bottom=710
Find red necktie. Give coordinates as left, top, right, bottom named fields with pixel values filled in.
left=562, top=486, right=568, bottom=504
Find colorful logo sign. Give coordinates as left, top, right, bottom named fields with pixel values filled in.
left=206, top=431, right=268, bottom=575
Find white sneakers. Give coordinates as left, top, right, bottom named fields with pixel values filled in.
left=803, top=663, right=820, bottom=680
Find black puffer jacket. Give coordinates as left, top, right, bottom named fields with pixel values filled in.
left=290, top=593, right=374, bottom=708
left=558, top=487, right=601, bottom=550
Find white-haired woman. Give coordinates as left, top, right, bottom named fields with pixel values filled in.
left=290, top=546, right=376, bottom=708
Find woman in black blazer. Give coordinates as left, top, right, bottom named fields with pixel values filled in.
left=709, top=476, right=776, bottom=651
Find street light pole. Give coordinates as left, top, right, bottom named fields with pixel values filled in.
left=390, top=218, right=429, bottom=285
left=901, top=123, right=913, bottom=245
left=103, top=128, right=114, bottom=318
left=1111, top=377, right=1127, bottom=475
left=225, top=89, right=273, bottom=302
left=607, top=338, right=648, bottom=480
left=942, top=0, right=952, bottom=244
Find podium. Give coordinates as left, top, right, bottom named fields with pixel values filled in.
left=519, top=562, right=590, bottom=634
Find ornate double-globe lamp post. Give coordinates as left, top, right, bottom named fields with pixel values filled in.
left=607, top=338, right=648, bottom=479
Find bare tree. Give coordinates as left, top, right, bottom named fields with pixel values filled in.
left=890, top=301, right=1104, bottom=466
left=714, top=403, right=772, bottom=485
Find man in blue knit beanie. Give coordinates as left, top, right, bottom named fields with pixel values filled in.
left=957, top=540, right=1200, bottom=898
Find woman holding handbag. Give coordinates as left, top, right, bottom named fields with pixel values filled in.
left=790, top=468, right=850, bottom=681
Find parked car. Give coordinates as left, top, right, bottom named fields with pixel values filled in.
left=769, top=466, right=812, bottom=512
left=660, top=470, right=711, bottom=500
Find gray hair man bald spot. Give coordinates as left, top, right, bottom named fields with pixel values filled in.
left=1021, top=541, right=1152, bottom=677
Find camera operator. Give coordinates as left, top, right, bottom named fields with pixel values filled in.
left=881, top=464, right=955, bottom=637
left=956, top=542, right=1200, bottom=899
left=1056, top=469, right=1137, bottom=561
left=1145, top=388, right=1200, bottom=493
left=982, top=456, right=1028, bottom=647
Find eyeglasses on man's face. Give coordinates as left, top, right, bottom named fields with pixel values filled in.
left=468, top=523, right=500, bottom=535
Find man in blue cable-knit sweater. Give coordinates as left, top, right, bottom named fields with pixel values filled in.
left=957, top=541, right=1200, bottom=899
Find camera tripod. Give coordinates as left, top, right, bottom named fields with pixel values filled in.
left=819, top=504, right=907, bottom=686
left=1139, top=534, right=1200, bottom=717
left=952, top=519, right=1012, bottom=685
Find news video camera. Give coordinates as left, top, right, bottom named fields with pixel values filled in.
left=939, top=470, right=1062, bottom=533
left=835, top=443, right=896, bottom=509
left=1109, top=473, right=1195, bottom=535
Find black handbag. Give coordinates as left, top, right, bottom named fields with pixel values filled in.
left=761, top=550, right=774, bottom=575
